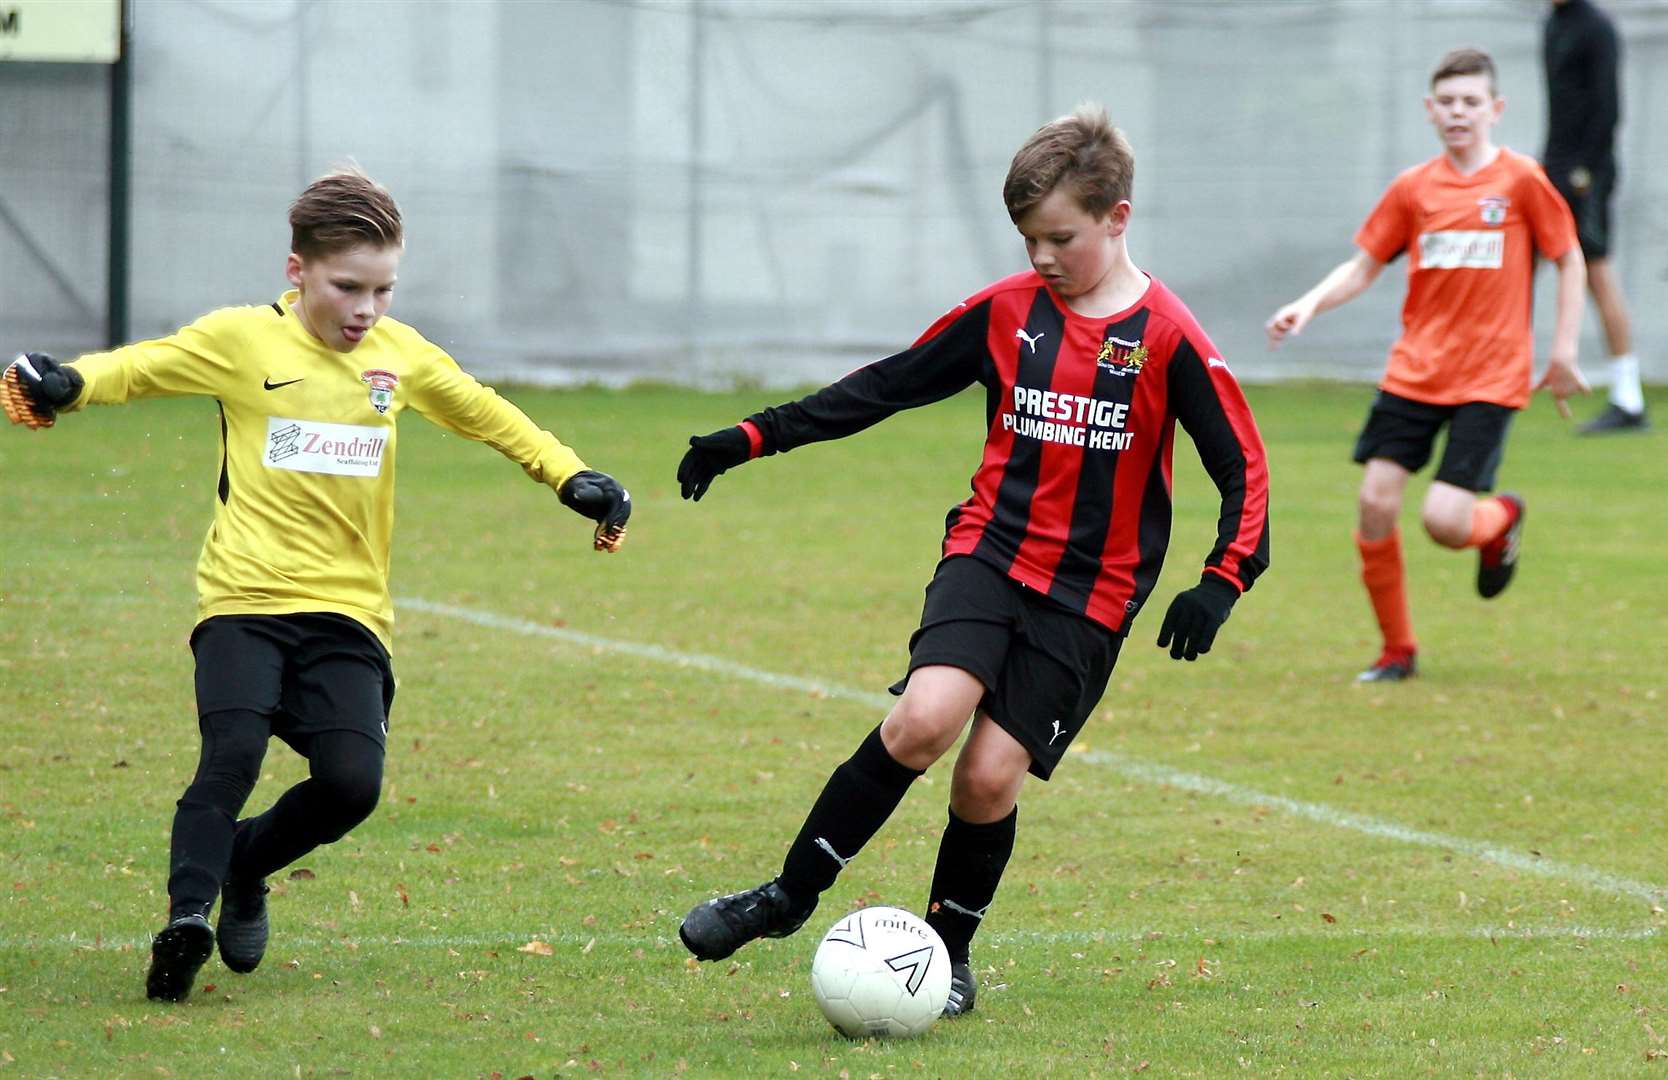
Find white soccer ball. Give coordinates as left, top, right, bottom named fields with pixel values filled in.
left=809, top=905, right=951, bottom=1038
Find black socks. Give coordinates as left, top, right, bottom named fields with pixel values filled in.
left=778, top=725, right=922, bottom=904
left=925, top=805, right=1017, bottom=963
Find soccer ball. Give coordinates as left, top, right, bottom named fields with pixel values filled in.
left=809, top=906, right=951, bottom=1038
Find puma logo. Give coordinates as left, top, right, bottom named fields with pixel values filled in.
left=815, top=837, right=853, bottom=869
left=1015, top=328, right=1045, bottom=354
left=938, top=897, right=990, bottom=920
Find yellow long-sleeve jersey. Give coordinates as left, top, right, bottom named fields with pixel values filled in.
left=69, top=291, right=587, bottom=651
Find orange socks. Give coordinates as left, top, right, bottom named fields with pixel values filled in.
left=1465, top=496, right=1512, bottom=548
left=1356, top=528, right=1416, bottom=655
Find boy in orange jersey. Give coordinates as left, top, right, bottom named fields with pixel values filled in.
left=1267, top=47, right=1587, bottom=682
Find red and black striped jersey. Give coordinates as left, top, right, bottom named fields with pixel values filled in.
left=739, top=270, right=1270, bottom=634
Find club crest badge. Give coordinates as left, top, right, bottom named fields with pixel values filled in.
left=1478, top=195, right=1509, bottom=227
left=1096, top=336, right=1148, bottom=376
left=361, top=369, right=398, bottom=414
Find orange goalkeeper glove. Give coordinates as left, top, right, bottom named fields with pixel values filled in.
left=3, top=353, right=83, bottom=429
left=559, top=469, right=631, bottom=552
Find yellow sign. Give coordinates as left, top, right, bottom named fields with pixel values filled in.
left=0, top=0, right=121, bottom=64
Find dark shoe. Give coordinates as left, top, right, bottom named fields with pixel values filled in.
left=1356, top=649, right=1417, bottom=683
left=679, top=880, right=814, bottom=961
left=1476, top=493, right=1524, bottom=599
left=217, top=878, right=270, bottom=974
left=943, top=961, right=976, bottom=1017
left=1578, top=403, right=1649, bottom=435
left=146, top=912, right=215, bottom=1002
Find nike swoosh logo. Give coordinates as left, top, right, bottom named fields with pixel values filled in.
left=263, top=377, right=304, bottom=390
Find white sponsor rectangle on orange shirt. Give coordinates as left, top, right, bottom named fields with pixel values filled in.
left=1417, top=230, right=1505, bottom=270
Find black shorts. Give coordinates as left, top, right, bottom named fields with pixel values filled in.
left=1549, top=160, right=1615, bottom=261
left=887, top=555, right=1122, bottom=781
left=191, top=613, right=396, bottom=753
left=1351, top=390, right=1514, bottom=492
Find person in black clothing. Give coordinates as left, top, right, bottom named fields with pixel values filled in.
left=1544, top=0, right=1648, bottom=432
left=673, top=105, right=1270, bottom=1020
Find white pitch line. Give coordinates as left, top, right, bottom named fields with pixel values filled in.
left=401, top=598, right=889, bottom=708
left=398, top=597, right=1668, bottom=909
left=1080, top=752, right=1667, bottom=906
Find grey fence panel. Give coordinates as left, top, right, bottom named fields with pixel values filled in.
left=4, top=0, right=1663, bottom=387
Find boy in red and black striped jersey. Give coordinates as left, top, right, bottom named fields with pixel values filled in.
left=675, top=106, right=1270, bottom=1017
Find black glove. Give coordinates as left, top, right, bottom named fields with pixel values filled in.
left=1155, top=575, right=1239, bottom=661
left=5, top=353, right=84, bottom=427
left=559, top=469, right=631, bottom=530
left=676, top=426, right=752, bottom=501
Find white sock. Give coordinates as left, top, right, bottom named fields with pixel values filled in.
left=1607, top=354, right=1644, bottom=414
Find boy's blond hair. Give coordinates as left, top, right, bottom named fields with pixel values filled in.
left=1430, top=47, right=1497, bottom=96
left=1002, top=104, right=1134, bottom=223
left=289, top=166, right=403, bottom=259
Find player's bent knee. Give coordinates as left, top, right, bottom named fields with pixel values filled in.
left=949, top=771, right=1018, bottom=822
left=308, top=735, right=384, bottom=840
left=1357, top=492, right=1399, bottom=534
left=1420, top=510, right=1469, bottom=549
left=315, top=780, right=380, bottom=842
left=949, top=759, right=1023, bottom=821
left=881, top=701, right=964, bottom=768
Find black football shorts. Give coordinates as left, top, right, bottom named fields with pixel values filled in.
left=1549, top=160, right=1615, bottom=261
left=1352, top=389, right=1514, bottom=493
left=191, top=612, right=396, bottom=752
left=889, top=555, right=1122, bottom=780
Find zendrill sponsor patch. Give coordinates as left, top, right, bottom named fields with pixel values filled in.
left=265, top=416, right=388, bottom=477
left=1417, top=230, right=1504, bottom=270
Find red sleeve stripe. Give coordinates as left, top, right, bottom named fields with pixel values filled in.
left=1210, top=375, right=1270, bottom=585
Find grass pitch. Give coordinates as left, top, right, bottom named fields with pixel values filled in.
left=2, top=381, right=1664, bottom=1078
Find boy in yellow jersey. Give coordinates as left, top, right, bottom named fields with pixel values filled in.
left=3, top=168, right=631, bottom=1002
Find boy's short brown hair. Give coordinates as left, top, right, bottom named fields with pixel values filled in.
left=1430, top=47, right=1497, bottom=96
left=1003, top=104, right=1133, bottom=223
left=289, top=166, right=403, bottom=259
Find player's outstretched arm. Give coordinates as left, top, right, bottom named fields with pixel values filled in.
left=558, top=469, right=632, bottom=552
left=1155, top=575, right=1240, bottom=662
left=677, top=426, right=752, bottom=502
left=1534, top=247, right=1590, bottom=420
left=1266, top=250, right=1384, bottom=349
left=2, top=353, right=84, bottom=429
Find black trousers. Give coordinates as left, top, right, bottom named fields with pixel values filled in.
left=165, top=613, right=395, bottom=916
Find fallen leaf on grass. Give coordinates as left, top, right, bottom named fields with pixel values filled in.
left=288, top=868, right=315, bottom=881
left=518, top=941, right=554, bottom=956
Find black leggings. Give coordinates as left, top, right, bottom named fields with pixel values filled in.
left=166, top=709, right=383, bottom=915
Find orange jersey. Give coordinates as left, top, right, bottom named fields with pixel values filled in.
left=1354, top=148, right=1577, bottom=409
